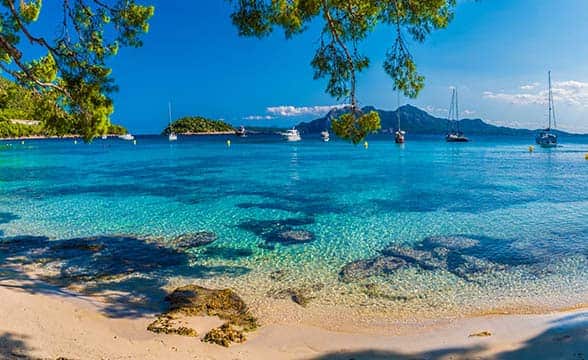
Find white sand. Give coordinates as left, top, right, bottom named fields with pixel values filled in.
left=0, top=278, right=586, bottom=360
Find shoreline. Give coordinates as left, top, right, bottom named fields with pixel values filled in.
left=0, top=274, right=585, bottom=359
left=0, top=132, right=237, bottom=141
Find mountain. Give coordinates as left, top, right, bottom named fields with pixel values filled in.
left=295, top=104, right=579, bottom=136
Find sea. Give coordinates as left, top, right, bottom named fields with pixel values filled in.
left=1, top=134, right=587, bottom=321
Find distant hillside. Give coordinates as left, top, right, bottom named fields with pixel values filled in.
left=295, top=105, right=579, bottom=136
left=162, top=116, right=234, bottom=135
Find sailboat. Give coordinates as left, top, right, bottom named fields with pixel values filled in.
left=168, top=102, right=177, bottom=142
left=321, top=130, right=330, bottom=142
left=445, top=88, right=469, bottom=142
left=394, top=94, right=405, bottom=144
left=535, top=71, right=558, bottom=148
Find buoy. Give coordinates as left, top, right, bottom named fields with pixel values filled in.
left=364, top=141, right=369, bottom=149
left=74, top=140, right=78, bottom=145
left=226, top=139, right=231, bottom=147
left=528, top=145, right=534, bottom=153
left=20, top=140, right=24, bottom=145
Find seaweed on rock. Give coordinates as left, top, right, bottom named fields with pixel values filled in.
left=148, top=285, right=258, bottom=346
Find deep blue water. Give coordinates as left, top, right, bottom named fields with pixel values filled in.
left=1, top=134, right=587, bottom=316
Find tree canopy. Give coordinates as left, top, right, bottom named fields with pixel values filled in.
left=0, top=76, right=127, bottom=138
left=230, top=0, right=455, bottom=143
left=0, top=0, right=154, bottom=141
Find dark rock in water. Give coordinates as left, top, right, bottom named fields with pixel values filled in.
left=381, top=245, right=446, bottom=270
left=339, top=256, right=406, bottom=282
left=269, top=269, right=287, bottom=281
left=50, top=237, right=106, bottom=253
left=422, top=236, right=478, bottom=250
left=267, top=283, right=324, bottom=307
left=171, top=232, right=217, bottom=250
left=149, top=285, right=258, bottom=346
left=269, top=230, right=315, bottom=245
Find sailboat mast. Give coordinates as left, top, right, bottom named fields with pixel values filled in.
left=397, top=91, right=400, bottom=130
left=168, top=101, right=172, bottom=126
left=548, top=71, right=552, bottom=131
left=455, top=88, right=460, bottom=132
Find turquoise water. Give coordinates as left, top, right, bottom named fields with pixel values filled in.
left=1, top=134, right=587, bottom=319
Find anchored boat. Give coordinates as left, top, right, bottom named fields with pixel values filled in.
left=168, top=102, right=177, bottom=142
left=445, top=88, right=469, bottom=143
left=321, top=130, right=330, bottom=142
left=282, top=128, right=301, bottom=142
left=535, top=71, right=558, bottom=148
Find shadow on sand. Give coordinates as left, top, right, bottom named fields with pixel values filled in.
left=311, top=312, right=587, bottom=359
left=0, top=234, right=250, bottom=318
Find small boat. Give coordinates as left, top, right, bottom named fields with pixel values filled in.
left=235, top=126, right=247, bottom=137
left=394, top=93, right=405, bottom=144
left=168, top=102, right=177, bottom=142
left=535, top=71, right=558, bottom=148
left=395, top=129, right=406, bottom=144
left=282, top=128, right=301, bottom=142
left=118, top=133, right=135, bottom=141
left=321, top=130, right=330, bottom=142
left=445, top=88, right=469, bottom=143
left=101, top=135, right=107, bottom=140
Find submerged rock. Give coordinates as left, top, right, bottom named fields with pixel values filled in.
left=339, top=256, right=406, bottom=282
left=50, top=237, right=106, bottom=253
left=380, top=245, right=446, bottom=270
left=422, top=236, right=479, bottom=250
left=269, top=230, right=315, bottom=245
left=148, top=285, right=258, bottom=346
left=267, top=283, right=324, bottom=307
left=171, top=232, right=217, bottom=250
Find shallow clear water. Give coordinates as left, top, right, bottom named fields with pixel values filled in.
left=1, top=134, right=587, bottom=319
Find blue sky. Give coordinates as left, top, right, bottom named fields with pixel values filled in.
left=22, top=1, right=588, bottom=133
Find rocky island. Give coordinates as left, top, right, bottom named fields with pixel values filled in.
left=162, top=116, right=236, bottom=135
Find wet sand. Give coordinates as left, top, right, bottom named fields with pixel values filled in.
left=0, top=276, right=585, bottom=360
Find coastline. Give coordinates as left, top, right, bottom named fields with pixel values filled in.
left=0, top=274, right=585, bottom=359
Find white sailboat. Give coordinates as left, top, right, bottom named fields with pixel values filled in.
left=168, top=101, right=177, bottom=142
left=394, top=93, right=405, bottom=144
left=445, top=88, right=469, bottom=142
left=535, top=71, right=558, bottom=148
left=321, top=130, right=330, bottom=142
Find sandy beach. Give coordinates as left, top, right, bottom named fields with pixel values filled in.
left=0, top=274, right=585, bottom=360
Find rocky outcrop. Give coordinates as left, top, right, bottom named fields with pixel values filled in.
left=148, top=285, right=258, bottom=347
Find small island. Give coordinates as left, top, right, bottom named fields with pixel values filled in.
left=162, top=116, right=236, bottom=136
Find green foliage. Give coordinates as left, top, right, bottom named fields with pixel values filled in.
left=0, top=76, right=126, bottom=138
left=108, top=124, right=127, bottom=135
left=0, top=0, right=154, bottom=141
left=230, top=0, right=455, bottom=142
left=162, top=116, right=235, bottom=135
left=331, top=111, right=380, bottom=145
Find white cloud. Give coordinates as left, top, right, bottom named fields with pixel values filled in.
left=484, top=80, right=588, bottom=107
left=244, top=115, right=275, bottom=120
left=266, top=104, right=348, bottom=117
left=425, top=105, right=448, bottom=117
left=463, top=109, right=476, bottom=116
left=520, top=82, right=539, bottom=90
